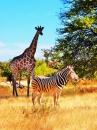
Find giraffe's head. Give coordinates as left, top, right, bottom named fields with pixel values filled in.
left=35, top=26, right=44, bottom=35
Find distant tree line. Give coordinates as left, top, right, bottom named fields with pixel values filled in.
left=0, top=60, right=57, bottom=81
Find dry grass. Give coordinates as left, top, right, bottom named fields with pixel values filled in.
left=0, top=94, right=97, bottom=130
left=0, top=79, right=97, bottom=130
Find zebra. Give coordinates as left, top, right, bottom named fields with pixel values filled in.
left=32, top=65, right=79, bottom=106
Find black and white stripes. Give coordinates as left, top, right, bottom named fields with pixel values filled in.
left=32, top=65, right=79, bottom=105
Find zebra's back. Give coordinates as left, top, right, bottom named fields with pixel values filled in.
left=32, top=76, right=60, bottom=94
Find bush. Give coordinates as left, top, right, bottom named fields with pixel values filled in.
left=35, top=60, right=57, bottom=76
left=0, top=61, right=12, bottom=82
left=0, top=60, right=57, bottom=80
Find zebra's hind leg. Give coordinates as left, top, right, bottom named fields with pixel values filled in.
left=32, top=93, right=37, bottom=106
left=38, top=93, right=43, bottom=105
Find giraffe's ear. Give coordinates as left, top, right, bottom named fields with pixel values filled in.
left=42, top=27, right=44, bottom=30
left=35, top=27, right=38, bottom=30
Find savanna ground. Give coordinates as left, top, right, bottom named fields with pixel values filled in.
left=0, top=78, right=97, bottom=130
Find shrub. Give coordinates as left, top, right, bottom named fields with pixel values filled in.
left=35, top=60, right=57, bottom=76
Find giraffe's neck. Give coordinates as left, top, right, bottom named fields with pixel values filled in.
left=11, top=31, right=40, bottom=63
left=29, top=32, right=39, bottom=56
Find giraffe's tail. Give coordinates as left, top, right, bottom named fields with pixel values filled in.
left=8, top=60, right=12, bottom=72
left=32, top=69, right=35, bottom=80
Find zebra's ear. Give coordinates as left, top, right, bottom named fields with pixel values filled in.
left=68, top=65, right=71, bottom=68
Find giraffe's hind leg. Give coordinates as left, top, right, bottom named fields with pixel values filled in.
left=12, top=77, right=18, bottom=96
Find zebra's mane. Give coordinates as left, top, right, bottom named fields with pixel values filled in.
left=57, top=64, right=73, bottom=73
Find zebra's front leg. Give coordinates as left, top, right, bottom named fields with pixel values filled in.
left=54, top=93, right=60, bottom=106
left=56, top=93, right=61, bottom=106
left=32, top=93, right=37, bottom=106
left=54, top=93, right=57, bottom=106
left=38, top=93, right=43, bottom=105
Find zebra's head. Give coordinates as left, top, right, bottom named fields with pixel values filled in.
left=67, top=65, right=79, bottom=82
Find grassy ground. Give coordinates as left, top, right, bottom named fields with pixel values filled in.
left=0, top=79, right=97, bottom=130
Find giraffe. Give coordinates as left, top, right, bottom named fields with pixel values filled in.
left=10, top=26, right=44, bottom=96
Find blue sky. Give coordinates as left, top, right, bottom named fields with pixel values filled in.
left=0, top=0, right=63, bottom=62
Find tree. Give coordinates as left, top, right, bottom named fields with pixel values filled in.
left=0, top=61, right=12, bottom=82
left=0, top=60, right=57, bottom=81
left=42, top=48, right=63, bottom=69
left=53, top=0, right=97, bottom=78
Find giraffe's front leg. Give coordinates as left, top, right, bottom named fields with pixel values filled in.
left=27, top=74, right=30, bottom=97
left=27, top=63, right=35, bottom=97
left=12, top=78, right=15, bottom=95
left=27, top=61, right=36, bottom=97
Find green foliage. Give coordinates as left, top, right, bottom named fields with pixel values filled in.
left=42, top=48, right=63, bottom=69
left=0, top=60, right=57, bottom=80
left=0, top=61, right=12, bottom=81
left=35, top=60, right=57, bottom=76
left=94, top=71, right=97, bottom=80
left=45, top=0, right=97, bottom=78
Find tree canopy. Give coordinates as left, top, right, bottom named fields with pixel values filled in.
left=43, top=0, right=97, bottom=78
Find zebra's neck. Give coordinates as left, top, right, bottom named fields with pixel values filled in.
left=56, top=68, right=70, bottom=88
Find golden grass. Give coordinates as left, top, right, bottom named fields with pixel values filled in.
left=0, top=79, right=97, bottom=130
left=0, top=93, right=97, bottom=130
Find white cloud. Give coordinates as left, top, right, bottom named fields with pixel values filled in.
left=35, top=43, right=53, bottom=59
left=0, top=41, right=54, bottom=61
left=37, top=43, right=53, bottom=50
left=0, top=42, right=27, bottom=61
left=0, top=42, right=5, bottom=47
left=12, top=42, right=29, bottom=54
